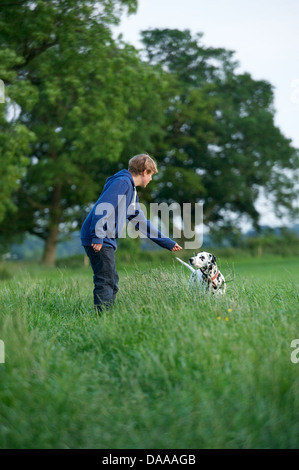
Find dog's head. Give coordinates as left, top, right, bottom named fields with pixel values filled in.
left=189, top=251, right=217, bottom=273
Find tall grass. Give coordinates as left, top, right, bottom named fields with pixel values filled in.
left=0, top=257, right=299, bottom=448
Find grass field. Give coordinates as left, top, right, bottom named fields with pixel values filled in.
left=0, top=254, right=299, bottom=449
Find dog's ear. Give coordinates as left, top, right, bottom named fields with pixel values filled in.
left=212, top=254, right=217, bottom=264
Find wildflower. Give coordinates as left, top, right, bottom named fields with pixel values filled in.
left=217, top=316, right=221, bottom=320
left=228, top=308, right=232, bottom=313
left=225, top=317, right=229, bottom=321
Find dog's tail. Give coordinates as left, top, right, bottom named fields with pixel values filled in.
left=175, top=257, right=195, bottom=273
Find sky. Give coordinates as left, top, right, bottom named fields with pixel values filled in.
left=114, top=0, right=299, bottom=227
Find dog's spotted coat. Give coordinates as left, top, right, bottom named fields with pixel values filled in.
left=176, top=251, right=226, bottom=295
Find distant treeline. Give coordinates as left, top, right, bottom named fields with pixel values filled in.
left=2, top=226, right=298, bottom=265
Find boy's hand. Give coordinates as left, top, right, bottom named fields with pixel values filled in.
left=92, top=243, right=102, bottom=252
left=171, top=243, right=182, bottom=252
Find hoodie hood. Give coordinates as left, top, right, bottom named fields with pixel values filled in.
left=104, top=169, right=135, bottom=191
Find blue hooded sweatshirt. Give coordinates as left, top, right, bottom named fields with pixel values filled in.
left=80, top=169, right=176, bottom=251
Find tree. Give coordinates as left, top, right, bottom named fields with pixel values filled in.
left=1, top=0, right=162, bottom=266
left=140, top=29, right=299, bottom=230
left=0, top=45, right=36, bottom=223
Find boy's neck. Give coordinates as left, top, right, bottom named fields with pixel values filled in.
left=130, top=172, right=142, bottom=187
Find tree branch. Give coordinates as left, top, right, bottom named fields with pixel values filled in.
left=14, top=40, right=58, bottom=70
left=23, top=192, right=48, bottom=210
left=28, top=228, right=46, bottom=240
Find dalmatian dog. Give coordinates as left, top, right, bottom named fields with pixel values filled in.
left=176, top=251, right=226, bottom=295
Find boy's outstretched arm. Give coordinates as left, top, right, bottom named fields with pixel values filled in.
left=128, top=196, right=183, bottom=252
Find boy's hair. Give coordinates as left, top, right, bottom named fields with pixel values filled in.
left=128, top=154, right=158, bottom=175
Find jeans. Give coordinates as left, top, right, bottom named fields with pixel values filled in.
left=84, top=245, right=119, bottom=312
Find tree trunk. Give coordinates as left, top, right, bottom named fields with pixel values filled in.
left=42, top=184, right=62, bottom=266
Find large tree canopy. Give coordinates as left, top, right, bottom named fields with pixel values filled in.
left=1, top=0, right=162, bottom=265
left=140, top=29, right=299, bottom=229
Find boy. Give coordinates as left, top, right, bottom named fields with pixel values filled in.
left=81, top=154, right=182, bottom=312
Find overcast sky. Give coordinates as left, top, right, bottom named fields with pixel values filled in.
left=115, top=0, right=299, bottom=149
left=115, top=0, right=299, bottom=227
